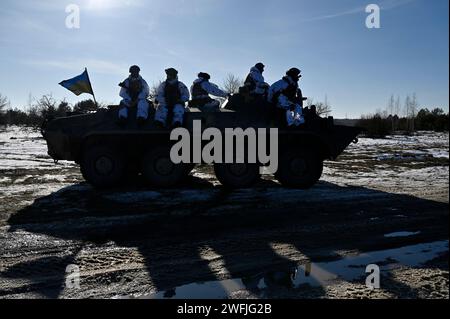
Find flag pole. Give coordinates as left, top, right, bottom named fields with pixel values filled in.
left=85, top=68, right=98, bottom=108
left=92, top=92, right=98, bottom=108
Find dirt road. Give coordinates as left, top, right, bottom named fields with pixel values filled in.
left=0, top=127, right=448, bottom=299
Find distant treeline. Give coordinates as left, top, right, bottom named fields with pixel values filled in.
left=357, top=108, right=449, bottom=137
left=356, top=94, right=449, bottom=137
left=0, top=93, right=448, bottom=136
left=0, top=94, right=99, bottom=127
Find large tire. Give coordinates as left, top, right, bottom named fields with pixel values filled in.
left=80, top=144, right=125, bottom=188
left=141, top=146, right=187, bottom=188
left=275, top=149, right=323, bottom=189
left=214, top=163, right=260, bottom=189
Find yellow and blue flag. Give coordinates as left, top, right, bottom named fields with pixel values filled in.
left=59, top=68, right=94, bottom=96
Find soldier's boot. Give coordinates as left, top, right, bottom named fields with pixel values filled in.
left=155, top=120, right=167, bottom=129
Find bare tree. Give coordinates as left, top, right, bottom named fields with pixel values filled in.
left=306, top=96, right=332, bottom=117
left=27, top=93, right=34, bottom=109
left=404, top=93, right=419, bottom=132
left=409, top=93, right=418, bottom=132
left=387, top=94, right=394, bottom=115
left=22, top=94, right=56, bottom=127
left=404, top=95, right=413, bottom=132
left=315, top=103, right=331, bottom=116
left=316, top=95, right=332, bottom=117
left=222, top=73, right=243, bottom=94
left=404, top=95, right=411, bottom=117
left=387, top=94, right=395, bottom=131
left=393, top=95, right=401, bottom=131
left=0, top=93, right=9, bottom=125
left=0, top=93, right=9, bottom=111
left=150, top=80, right=163, bottom=99
left=394, top=96, right=401, bottom=115
left=35, top=94, right=58, bottom=118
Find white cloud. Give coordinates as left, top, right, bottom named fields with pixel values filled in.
left=303, top=0, right=416, bottom=22
left=85, top=0, right=144, bottom=11
left=24, top=59, right=128, bottom=76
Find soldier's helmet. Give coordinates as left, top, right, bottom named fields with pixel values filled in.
left=198, top=72, right=211, bottom=80
left=129, top=65, right=141, bottom=74
left=255, top=62, right=265, bottom=72
left=165, top=68, right=178, bottom=77
left=286, top=68, right=301, bottom=80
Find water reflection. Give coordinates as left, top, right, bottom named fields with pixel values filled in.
left=136, top=240, right=448, bottom=299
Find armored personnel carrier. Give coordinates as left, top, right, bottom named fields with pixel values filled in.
left=41, top=95, right=362, bottom=189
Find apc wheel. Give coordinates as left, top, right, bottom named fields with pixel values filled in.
left=80, top=144, right=125, bottom=188
left=141, top=146, right=187, bottom=188
left=214, top=163, right=260, bottom=189
left=275, top=150, right=323, bottom=189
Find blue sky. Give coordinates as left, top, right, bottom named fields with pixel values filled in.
left=0, top=0, right=448, bottom=118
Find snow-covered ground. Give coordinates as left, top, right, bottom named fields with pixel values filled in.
left=0, top=126, right=79, bottom=201
left=322, top=131, right=449, bottom=202
left=0, top=126, right=75, bottom=170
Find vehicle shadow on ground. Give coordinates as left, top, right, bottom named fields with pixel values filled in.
left=4, top=177, right=449, bottom=299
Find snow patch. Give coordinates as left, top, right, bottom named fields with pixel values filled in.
left=0, top=177, right=11, bottom=183
left=377, top=153, right=429, bottom=161
left=384, top=231, right=421, bottom=238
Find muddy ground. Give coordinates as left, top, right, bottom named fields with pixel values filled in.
left=0, top=127, right=448, bottom=299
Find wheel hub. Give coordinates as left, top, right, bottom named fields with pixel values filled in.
left=154, top=157, right=175, bottom=176
left=95, top=156, right=114, bottom=176
left=290, top=158, right=307, bottom=176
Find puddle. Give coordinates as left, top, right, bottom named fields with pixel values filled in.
left=125, top=240, right=448, bottom=299
left=384, top=231, right=421, bottom=238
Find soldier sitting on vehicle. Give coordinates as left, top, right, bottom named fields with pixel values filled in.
left=241, top=62, right=269, bottom=99
left=268, top=67, right=306, bottom=127
left=118, top=65, right=150, bottom=125
left=154, top=68, right=190, bottom=128
left=190, top=72, right=228, bottom=112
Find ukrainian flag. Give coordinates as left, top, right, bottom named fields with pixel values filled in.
left=59, top=68, right=94, bottom=96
